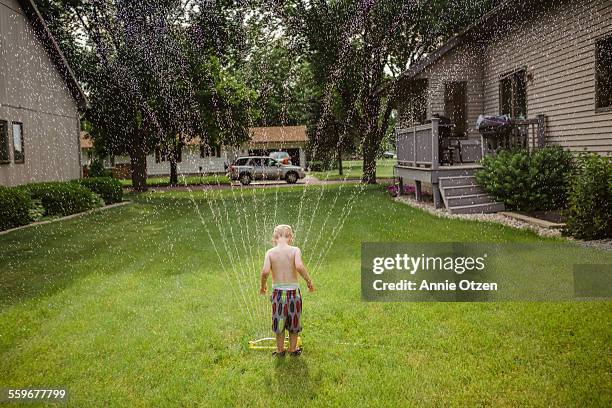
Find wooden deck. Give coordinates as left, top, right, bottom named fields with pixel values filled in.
left=394, top=163, right=483, bottom=209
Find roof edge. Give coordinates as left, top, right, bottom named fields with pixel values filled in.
left=398, top=0, right=519, bottom=83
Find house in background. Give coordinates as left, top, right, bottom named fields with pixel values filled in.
left=0, top=0, right=87, bottom=186
left=80, top=125, right=308, bottom=178
left=245, top=126, right=307, bottom=168
left=394, top=0, right=611, bottom=214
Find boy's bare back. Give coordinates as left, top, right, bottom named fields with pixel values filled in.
left=260, top=225, right=313, bottom=295
left=267, top=245, right=300, bottom=284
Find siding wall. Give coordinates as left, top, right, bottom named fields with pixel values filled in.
left=416, top=42, right=485, bottom=135
left=400, top=0, right=612, bottom=155
left=111, top=143, right=307, bottom=177
left=145, top=145, right=229, bottom=176
left=0, top=0, right=81, bottom=186
left=482, top=0, right=612, bottom=154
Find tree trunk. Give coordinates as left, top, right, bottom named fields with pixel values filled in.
left=130, top=145, right=148, bottom=192
left=169, top=160, right=178, bottom=185
left=338, top=145, right=343, bottom=176
left=361, top=139, right=377, bottom=184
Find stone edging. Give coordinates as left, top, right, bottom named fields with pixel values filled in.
left=0, top=201, right=132, bottom=236
left=394, top=195, right=562, bottom=238
left=498, top=211, right=565, bottom=230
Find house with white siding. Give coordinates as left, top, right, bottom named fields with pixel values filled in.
left=393, top=0, right=611, bottom=214
left=0, top=0, right=87, bottom=186
left=81, top=125, right=308, bottom=178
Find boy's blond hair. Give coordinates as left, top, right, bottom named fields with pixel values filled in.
left=272, top=224, right=294, bottom=244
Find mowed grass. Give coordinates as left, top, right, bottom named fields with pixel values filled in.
left=0, top=185, right=611, bottom=407
left=310, top=159, right=395, bottom=180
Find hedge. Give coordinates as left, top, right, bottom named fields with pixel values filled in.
left=0, top=186, right=32, bottom=231
left=78, top=177, right=123, bottom=204
left=20, top=181, right=103, bottom=217
left=564, top=154, right=611, bottom=240
left=476, top=147, right=574, bottom=211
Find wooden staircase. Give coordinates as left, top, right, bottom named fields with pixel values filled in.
left=439, top=172, right=505, bottom=215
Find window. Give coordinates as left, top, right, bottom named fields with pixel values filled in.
left=595, top=36, right=612, bottom=110
left=12, top=122, right=24, bottom=163
left=234, top=158, right=248, bottom=166
left=0, top=120, right=8, bottom=163
left=155, top=147, right=166, bottom=163
left=155, top=146, right=182, bottom=163
left=249, top=158, right=263, bottom=166
left=499, top=69, right=527, bottom=118
left=264, top=158, right=278, bottom=167
left=444, top=81, right=467, bottom=136
left=199, top=143, right=221, bottom=158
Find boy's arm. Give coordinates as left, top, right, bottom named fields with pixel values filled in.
left=260, top=251, right=271, bottom=294
left=295, top=248, right=314, bottom=292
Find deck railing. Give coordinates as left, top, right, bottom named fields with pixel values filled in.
left=396, top=118, right=440, bottom=169
left=396, top=114, right=547, bottom=168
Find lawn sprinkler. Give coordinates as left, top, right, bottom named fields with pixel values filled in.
left=248, top=336, right=302, bottom=350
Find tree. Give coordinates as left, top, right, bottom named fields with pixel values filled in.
left=36, top=0, right=255, bottom=189
left=281, top=0, right=496, bottom=183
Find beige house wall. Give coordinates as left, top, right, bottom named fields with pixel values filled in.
left=0, top=0, right=81, bottom=186
left=481, top=0, right=612, bottom=154
left=400, top=0, right=612, bottom=155
left=414, top=42, right=485, bottom=134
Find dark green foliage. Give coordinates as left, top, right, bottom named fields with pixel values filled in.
left=564, top=154, right=611, bottom=240
left=20, top=182, right=102, bottom=217
left=476, top=147, right=574, bottom=211
left=529, top=146, right=574, bottom=209
left=308, top=160, right=339, bottom=172
left=88, top=159, right=112, bottom=178
left=0, top=186, right=32, bottom=231
left=78, top=177, right=123, bottom=204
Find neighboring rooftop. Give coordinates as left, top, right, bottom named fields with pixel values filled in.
left=79, top=131, right=92, bottom=149
left=248, top=126, right=308, bottom=144
left=397, top=0, right=534, bottom=82
left=80, top=126, right=309, bottom=149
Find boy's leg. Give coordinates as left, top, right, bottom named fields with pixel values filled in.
left=288, top=332, right=298, bottom=353
left=275, top=331, right=286, bottom=353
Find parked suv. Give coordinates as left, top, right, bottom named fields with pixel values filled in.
left=227, top=156, right=306, bottom=185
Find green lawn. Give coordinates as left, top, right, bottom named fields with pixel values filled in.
left=1, top=185, right=610, bottom=407
left=310, top=159, right=395, bottom=180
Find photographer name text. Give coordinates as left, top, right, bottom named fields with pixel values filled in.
left=370, top=253, right=498, bottom=292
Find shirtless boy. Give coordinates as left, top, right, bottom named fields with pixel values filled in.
left=260, top=225, right=314, bottom=356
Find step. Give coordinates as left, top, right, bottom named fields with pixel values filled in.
left=446, top=193, right=496, bottom=207
left=442, top=184, right=484, bottom=197
left=447, top=201, right=506, bottom=215
left=439, top=175, right=477, bottom=188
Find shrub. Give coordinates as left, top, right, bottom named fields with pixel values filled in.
left=564, top=154, right=611, bottom=240
left=308, top=160, right=338, bottom=172
left=29, top=199, right=45, bottom=222
left=78, top=177, right=123, bottom=204
left=476, top=146, right=573, bottom=211
left=529, top=146, right=574, bottom=210
left=476, top=149, right=531, bottom=210
left=20, top=181, right=103, bottom=216
left=0, top=186, right=32, bottom=231
left=88, top=159, right=112, bottom=178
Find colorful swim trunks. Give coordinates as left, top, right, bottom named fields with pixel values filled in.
left=270, top=288, right=302, bottom=334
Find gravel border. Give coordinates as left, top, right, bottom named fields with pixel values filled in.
left=394, top=195, right=612, bottom=251
left=394, top=195, right=563, bottom=237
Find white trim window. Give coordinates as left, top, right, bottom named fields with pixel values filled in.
left=12, top=122, right=24, bottom=163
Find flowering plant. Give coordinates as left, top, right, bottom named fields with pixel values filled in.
left=387, top=185, right=399, bottom=197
